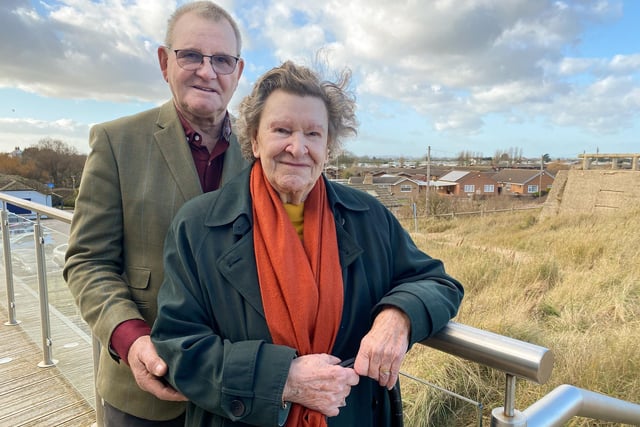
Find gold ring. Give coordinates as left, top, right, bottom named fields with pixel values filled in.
left=380, top=369, right=390, bottom=375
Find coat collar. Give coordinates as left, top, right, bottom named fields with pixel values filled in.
left=203, top=167, right=370, bottom=318
left=203, top=165, right=253, bottom=229
left=204, top=166, right=367, bottom=270
left=324, top=174, right=370, bottom=213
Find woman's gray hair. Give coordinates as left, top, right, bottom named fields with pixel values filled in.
left=236, top=61, right=358, bottom=161
left=165, top=1, right=242, bottom=55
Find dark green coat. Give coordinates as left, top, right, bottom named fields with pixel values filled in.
left=152, top=166, right=464, bottom=426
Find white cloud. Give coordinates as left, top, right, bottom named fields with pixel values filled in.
left=235, top=0, right=637, bottom=138
left=0, top=0, right=638, bottom=157
left=0, top=0, right=174, bottom=102
left=0, top=117, right=89, bottom=153
left=609, top=53, right=640, bottom=73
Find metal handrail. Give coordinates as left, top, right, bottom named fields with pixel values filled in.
left=0, top=192, right=73, bottom=222
left=1, top=192, right=639, bottom=426
left=421, top=322, right=640, bottom=425
left=1, top=193, right=72, bottom=368
left=520, top=384, right=640, bottom=427
left=422, top=321, right=554, bottom=384
left=0, top=193, right=96, bottom=416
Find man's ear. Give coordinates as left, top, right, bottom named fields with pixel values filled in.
left=158, top=46, right=169, bottom=82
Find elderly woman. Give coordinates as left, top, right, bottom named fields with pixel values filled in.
left=151, top=61, right=464, bottom=426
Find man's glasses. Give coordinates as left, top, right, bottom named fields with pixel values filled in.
left=172, top=49, right=240, bottom=75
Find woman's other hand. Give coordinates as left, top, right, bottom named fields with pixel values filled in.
left=353, top=307, right=410, bottom=389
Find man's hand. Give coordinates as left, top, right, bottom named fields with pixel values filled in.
left=353, top=307, right=410, bottom=389
left=282, top=354, right=360, bottom=417
left=128, top=335, right=188, bottom=401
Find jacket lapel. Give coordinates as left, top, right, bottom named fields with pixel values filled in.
left=154, top=101, right=202, bottom=202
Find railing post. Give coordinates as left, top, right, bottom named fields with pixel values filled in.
left=490, top=375, right=527, bottom=427
left=34, top=219, right=57, bottom=368
left=504, top=374, right=517, bottom=416
left=1, top=208, right=20, bottom=326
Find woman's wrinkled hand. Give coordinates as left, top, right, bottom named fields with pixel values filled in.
left=353, top=307, right=410, bottom=389
left=282, top=353, right=360, bottom=417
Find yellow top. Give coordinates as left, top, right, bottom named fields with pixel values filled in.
left=283, top=203, right=304, bottom=240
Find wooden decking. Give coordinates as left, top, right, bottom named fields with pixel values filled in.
left=0, top=259, right=96, bottom=426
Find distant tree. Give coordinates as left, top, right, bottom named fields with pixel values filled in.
left=457, top=151, right=471, bottom=166
left=0, top=153, right=45, bottom=180
left=21, top=138, right=86, bottom=187
left=516, top=147, right=523, bottom=163
left=542, top=153, right=552, bottom=163
left=333, top=149, right=356, bottom=168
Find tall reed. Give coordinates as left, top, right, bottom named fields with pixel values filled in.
left=401, top=207, right=640, bottom=426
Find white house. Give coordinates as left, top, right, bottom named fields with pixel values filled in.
left=0, top=174, right=52, bottom=217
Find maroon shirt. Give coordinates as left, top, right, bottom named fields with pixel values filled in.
left=111, top=111, right=232, bottom=364
left=180, top=111, right=231, bottom=193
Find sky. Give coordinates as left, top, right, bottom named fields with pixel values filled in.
left=0, top=0, right=639, bottom=161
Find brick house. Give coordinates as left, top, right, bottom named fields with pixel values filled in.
left=349, top=173, right=426, bottom=202
left=435, top=171, right=500, bottom=196
left=342, top=182, right=403, bottom=211
left=492, top=169, right=555, bottom=195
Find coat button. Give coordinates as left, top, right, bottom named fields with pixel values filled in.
left=231, top=399, right=245, bottom=417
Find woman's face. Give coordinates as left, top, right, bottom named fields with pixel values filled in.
left=252, top=90, right=330, bottom=204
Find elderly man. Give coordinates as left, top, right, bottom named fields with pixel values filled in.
left=64, top=2, right=248, bottom=425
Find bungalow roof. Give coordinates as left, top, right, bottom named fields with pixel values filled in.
left=492, top=169, right=552, bottom=184
left=439, top=170, right=470, bottom=182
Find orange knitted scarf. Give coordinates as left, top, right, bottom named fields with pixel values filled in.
left=251, top=162, right=344, bottom=427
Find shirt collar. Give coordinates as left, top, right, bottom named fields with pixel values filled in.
left=177, top=110, right=232, bottom=145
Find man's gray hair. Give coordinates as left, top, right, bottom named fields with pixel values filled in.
left=165, top=1, right=242, bottom=55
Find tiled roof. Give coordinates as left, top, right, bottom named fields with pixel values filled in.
left=376, top=175, right=403, bottom=184
left=349, top=174, right=425, bottom=186
left=492, top=169, right=550, bottom=184
left=0, top=174, right=48, bottom=193
left=340, top=183, right=403, bottom=208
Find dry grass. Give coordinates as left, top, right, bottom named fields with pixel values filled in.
left=400, top=207, right=640, bottom=426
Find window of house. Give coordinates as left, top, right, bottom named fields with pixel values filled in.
left=400, top=185, right=412, bottom=192
left=463, top=184, right=475, bottom=193
left=484, top=184, right=495, bottom=193
left=528, top=185, right=539, bottom=193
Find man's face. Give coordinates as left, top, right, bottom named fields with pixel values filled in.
left=158, top=12, right=244, bottom=124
